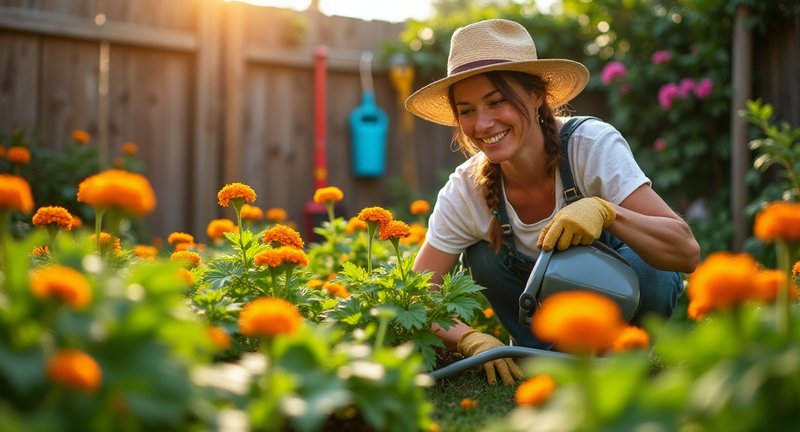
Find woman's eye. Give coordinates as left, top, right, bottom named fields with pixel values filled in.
left=489, top=98, right=505, bottom=106
left=458, top=108, right=473, bottom=116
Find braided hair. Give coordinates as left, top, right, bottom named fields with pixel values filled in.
left=448, top=71, right=565, bottom=252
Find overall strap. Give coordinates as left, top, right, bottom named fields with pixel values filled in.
left=559, top=116, right=598, bottom=204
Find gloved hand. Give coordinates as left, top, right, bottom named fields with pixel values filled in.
left=536, top=197, right=616, bottom=251
left=457, top=330, right=524, bottom=385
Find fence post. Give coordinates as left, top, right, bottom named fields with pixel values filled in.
left=730, top=5, right=753, bottom=251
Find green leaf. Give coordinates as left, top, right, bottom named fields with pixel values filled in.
left=395, top=303, right=427, bottom=330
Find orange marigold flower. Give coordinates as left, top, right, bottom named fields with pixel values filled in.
left=400, top=223, right=427, bottom=246
left=754, top=201, right=800, bottom=243
left=6, top=146, right=31, bottom=164
left=217, top=182, right=256, bottom=207
left=612, top=326, right=650, bottom=352
left=793, top=260, right=800, bottom=277
left=177, top=268, right=195, bottom=285
left=77, top=169, right=156, bottom=216
left=357, top=206, right=393, bottom=227
left=313, top=186, right=344, bottom=205
left=687, top=252, right=759, bottom=313
left=687, top=300, right=711, bottom=321
left=207, top=326, right=231, bottom=350
left=32, top=245, right=50, bottom=255
left=47, top=349, right=102, bottom=392
left=207, top=218, right=237, bottom=241
left=483, top=308, right=494, bottom=319
left=280, top=246, right=309, bottom=267
left=323, top=282, right=350, bottom=298
left=379, top=219, right=411, bottom=241
left=238, top=297, right=302, bottom=338
left=171, top=250, right=202, bottom=268
left=459, top=398, right=478, bottom=409
left=167, top=232, right=194, bottom=245
left=89, top=233, right=122, bottom=253
left=174, top=242, right=194, bottom=252
left=265, top=207, right=287, bottom=222
left=72, top=130, right=90, bottom=144
left=532, top=291, right=626, bottom=355
left=0, top=174, right=34, bottom=213
left=409, top=199, right=431, bottom=215
left=121, top=142, right=138, bottom=155
left=32, top=206, right=73, bottom=230
left=307, top=279, right=325, bottom=289
left=345, top=216, right=368, bottom=233
left=240, top=204, right=264, bottom=221
left=753, top=269, right=799, bottom=303
left=133, top=245, right=158, bottom=260
left=253, top=249, right=283, bottom=268
left=262, top=224, right=304, bottom=249
left=30, top=265, right=92, bottom=309
left=71, top=215, right=83, bottom=229
left=515, top=375, right=556, bottom=407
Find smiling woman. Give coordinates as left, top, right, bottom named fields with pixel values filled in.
left=225, top=0, right=434, bottom=22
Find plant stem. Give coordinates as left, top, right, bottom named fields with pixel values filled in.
left=366, top=222, right=377, bottom=274
left=776, top=240, right=793, bottom=337
left=94, top=208, right=105, bottom=254
left=576, top=354, right=596, bottom=432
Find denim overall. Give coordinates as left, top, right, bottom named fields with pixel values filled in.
left=461, top=117, right=684, bottom=348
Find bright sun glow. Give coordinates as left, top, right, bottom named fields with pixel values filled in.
left=227, top=0, right=435, bottom=23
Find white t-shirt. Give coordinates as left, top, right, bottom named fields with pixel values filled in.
left=426, top=117, right=650, bottom=258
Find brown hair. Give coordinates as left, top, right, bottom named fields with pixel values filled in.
left=448, top=71, right=564, bottom=252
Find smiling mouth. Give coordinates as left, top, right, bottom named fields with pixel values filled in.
left=480, top=130, right=509, bottom=145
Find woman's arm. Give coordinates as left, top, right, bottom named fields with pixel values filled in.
left=608, top=184, right=700, bottom=273
left=412, top=242, right=473, bottom=351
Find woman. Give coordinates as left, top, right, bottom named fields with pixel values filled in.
left=406, top=19, right=700, bottom=385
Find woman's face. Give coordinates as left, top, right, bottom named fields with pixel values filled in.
left=452, top=74, right=540, bottom=164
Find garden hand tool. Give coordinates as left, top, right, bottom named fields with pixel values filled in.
left=537, top=197, right=616, bottom=251
left=457, top=330, right=524, bottom=385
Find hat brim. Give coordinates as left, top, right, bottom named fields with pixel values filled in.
left=405, top=59, right=590, bottom=126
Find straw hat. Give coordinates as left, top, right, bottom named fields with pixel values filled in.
left=405, top=19, right=590, bottom=126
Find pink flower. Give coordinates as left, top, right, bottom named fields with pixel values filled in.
left=601, top=61, right=628, bottom=86
left=678, top=78, right=695, bottom=99
left=653, top=138, right=668, bottom=152
left=651, top=50, right=671, bottom=65
left=657, top=83, right=680, bottom=110
left=694, top=78, right=714, bottom=99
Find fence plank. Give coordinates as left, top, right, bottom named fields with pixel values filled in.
left=0, top=31, right=39, bottom=131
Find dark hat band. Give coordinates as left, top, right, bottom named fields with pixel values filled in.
left=450, top=58, right=511, bottom=75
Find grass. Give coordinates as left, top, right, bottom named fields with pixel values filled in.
left=427, top=366, right=520, bottom=431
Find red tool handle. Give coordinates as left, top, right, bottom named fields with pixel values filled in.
left=314, top=46, right=328, bottom=190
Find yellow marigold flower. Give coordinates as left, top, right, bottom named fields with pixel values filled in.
left=515, top=375, right=556, bottom=407
left=307, top=279, right=325, bottom=289
left=207, top=326, right=231, bottom=350
left=0, top=174, right=34, bottom=213
left=483, top=308, right=494, bottom=318
left=71, top=215, right=83, bottom=229
left=171, top=250, right=201, bottom=268
left=133, top=245, right=158, bottom=260
left=754, top=201, right=800, bottom=243
left=262, top=224, right=304, bottom=249
left=754, top=269, right=799, bottom=303
left=379, top=219, right=411, bottom=241
left=357, top=206, right=393, bottom=227
left=121, top=142, right=138, bottom=155
left=400, top=223, right=427, bottom=246
left=240, top=204, right=264, bottom=221
left=72, top=130, right=90, bottom=144
left=265, top=207, right=287, bottom=222
left=168, top=232, right=194, bottom=245
left=532, top=291, right=626, bottom=355
left=77, top=169, right=156, bottom=216
left=612, top=326, right=650, bottom=352
left=459, top=398, right=478, bottom=409
left=30, top=265, right=92, bottom=309
left=47, top=349, right=102, bottom=393
left=32, top=245, right=50, bottom=255
left=207, top=218, right=237, bottom=241
left=323, top=282, right=350, bottom=298
left=313, top=186, right=344, bottom=205
left=177, top=268, right=195, bottom=285
left=217, top=182, right=256, bottom=207
left=89, top=233, right=122, bottom=253
left=238, top=297, right=302, bottom=338
left=32, top=206, right=73, bottom=230
left=409, top=199, right=431, bottom=215
left=687, top=252, right=759, bottom=314
left=6, top=146, right=31, bottom=164
left=345, top=216, right=368, bottom=234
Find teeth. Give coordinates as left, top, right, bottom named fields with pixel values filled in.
left=481, top=130, right=508, bottom=144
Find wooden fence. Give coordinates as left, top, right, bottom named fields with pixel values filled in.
left=0, top=0, right=460, bottom=240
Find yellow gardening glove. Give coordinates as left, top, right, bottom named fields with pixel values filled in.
left=536, top=197, right=616, bottom=251
left=457, top=330, right=524, bottom=386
